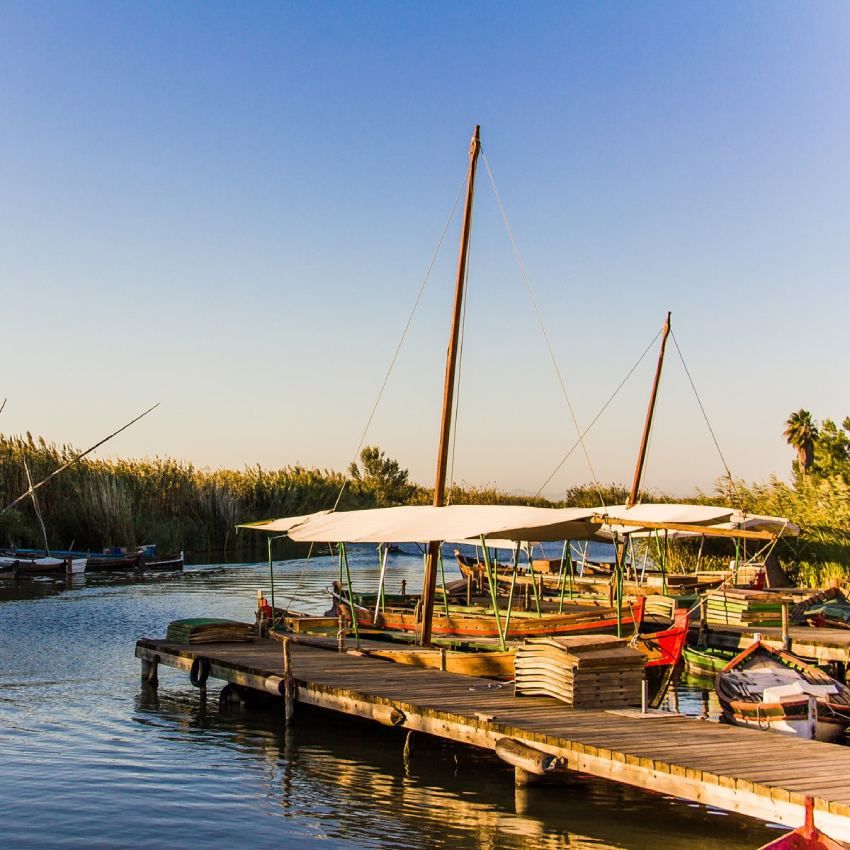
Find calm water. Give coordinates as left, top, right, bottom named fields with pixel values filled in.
left=0, top=547, right=782, bottom=849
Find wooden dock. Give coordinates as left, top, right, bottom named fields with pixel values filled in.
left=695, top=624, right=850, bottom=667
left=136, top=636, right=850, bottom=843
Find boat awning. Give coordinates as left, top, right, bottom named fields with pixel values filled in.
left=237, top=510, right=333, bottom=534
left=279, top=504, right=601, bottom=544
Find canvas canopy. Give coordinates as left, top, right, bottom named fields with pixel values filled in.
left=262, top=504, right=602, bottom=544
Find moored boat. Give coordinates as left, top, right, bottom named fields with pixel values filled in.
left=0, top=555, right=86, bottom=575
left=716, top=641, right=850, bottom=742
left=757, top=796, right=845, bottom=849
left=683, top=644, right=737, bottom=677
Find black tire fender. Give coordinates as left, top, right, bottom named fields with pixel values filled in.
left=190, top=656, right=210, bottom=688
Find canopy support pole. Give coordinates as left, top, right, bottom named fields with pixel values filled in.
left=613, top=532, right=624, bottom=638
left=504, top=541, right=521, bottom=637
left=527, top=553, right=542, bottom=617
left=480, top=535, right=506, bottom=651
left=438, top=549, right=450, bottom=617
left=374, top=544, right=389, bottom=623
left=268, top=537, right=276, bottom=625
left=340, top=542, right=359, bottom=647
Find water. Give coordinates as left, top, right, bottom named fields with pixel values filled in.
left=0, top=547, right=781, bottom=849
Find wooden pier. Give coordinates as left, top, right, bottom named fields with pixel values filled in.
left=695, top=624, right=850, bottom=667
left=136, top=636, right=850, bottom=843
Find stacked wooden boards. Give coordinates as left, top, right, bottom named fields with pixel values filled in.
left=705, top=589, right=784, bottom=627
left=166, top=619, right=256, bottom=644
left=515, top=635, right=645, bottom=708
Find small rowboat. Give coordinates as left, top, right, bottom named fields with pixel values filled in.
left=716, top=641, right=850, bottom=742
left=757, top=796, right=845, bottom=849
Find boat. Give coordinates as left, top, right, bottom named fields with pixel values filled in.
left=331, top=583, right=646, bottom=640
left=0, top=555, right=86, bottom=575
left=757, top=796, right=845, bottom=849
left=682, top=644, right=737, bottom=677
left=82, top=549, right=184, bottom=572
left=716, top=641, right=850, bottom=742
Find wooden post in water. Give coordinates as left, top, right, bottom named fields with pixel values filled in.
left=782, top=602, right=791, bottom=651
left=282, top=637, right=296, bottom=722
left=419, top=125, right=481, bottom=646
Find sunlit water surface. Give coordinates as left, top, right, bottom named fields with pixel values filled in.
left=0, top=547, right=783, bottom=848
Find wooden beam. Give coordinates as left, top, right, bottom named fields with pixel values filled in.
left=592, top=515, right=777, bottom=541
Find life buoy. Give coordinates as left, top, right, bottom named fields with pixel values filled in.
left=190, top=656, right=210, bottom=687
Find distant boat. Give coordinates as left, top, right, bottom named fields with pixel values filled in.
left=0, top=555, right=86, bottom=575
left=716, top=641, right=850, bottom=742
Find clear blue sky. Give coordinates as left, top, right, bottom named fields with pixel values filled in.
left=1, top=2, right=848, bottom=497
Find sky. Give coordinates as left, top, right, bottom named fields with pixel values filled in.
left=1, top=2, right=848, bottom=498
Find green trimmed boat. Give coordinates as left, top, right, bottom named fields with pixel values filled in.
left=683, top=644, right=736, bottom=676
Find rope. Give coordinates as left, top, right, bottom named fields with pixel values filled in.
left=481, top=149, right=604, bottom=503
left=535, top=328, right=663, bottom=498
left=331, top=167, right=469, bottom=511
left=670, top=330, right=740, bottom=505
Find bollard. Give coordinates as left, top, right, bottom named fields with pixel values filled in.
left=282, top=637, right=296, bottom=722
left=782, top=602, right=791, bottom=651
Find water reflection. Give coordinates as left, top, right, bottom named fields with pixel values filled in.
left=0, top=552, right=780, bottom=849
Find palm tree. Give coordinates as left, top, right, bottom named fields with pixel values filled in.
left=783, top=409, right=818, bottom=476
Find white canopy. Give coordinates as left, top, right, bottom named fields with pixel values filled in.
left=281, top=504, right=600, bottom=544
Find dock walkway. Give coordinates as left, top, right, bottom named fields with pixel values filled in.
left=136, top=636, right=850, bottom=842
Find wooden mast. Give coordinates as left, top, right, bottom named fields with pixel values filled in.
left=418, top=125, right=481, bottom=646
left=627, top=311, right=671, bottom=508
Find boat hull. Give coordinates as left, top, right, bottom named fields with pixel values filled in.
left=340, top=596, right=646, bottom=640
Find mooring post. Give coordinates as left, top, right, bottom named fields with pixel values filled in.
left=65, top=556, right=73, bottom=576
left=337, top=615, right=346, bottom=652
left=641, top=677, right=649, bottom=714
left=439, top=647, right=447, bottom=672
left=697, top=596, right=708, bottom=648
left=282, top=637, right=296, bottom=722
left=140, top=655, right=159, bottom=688
left=807, top=695, right=818, bottom=740
left=781, top=602, right=791, bottom=651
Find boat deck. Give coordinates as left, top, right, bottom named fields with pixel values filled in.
left=137, top=635, right=850, bottom=842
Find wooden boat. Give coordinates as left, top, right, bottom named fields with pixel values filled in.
left=757, top=796, right=845, bottom=849
left=716, top=642, right=850, bottom=742
left=333, top=588, right=646, bottom=640
left=636, top=613, right=688, bottom=708
left=85, top=550, right=184, bottom=572
left=0, top=555, right=86, bottom=575
left=683, top=644, right=737, bottom=677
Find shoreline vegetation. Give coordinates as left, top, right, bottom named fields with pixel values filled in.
left=0, top=411, right=848, bottom=586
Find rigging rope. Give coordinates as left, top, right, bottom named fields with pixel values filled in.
left=332, top=167, right=470, bottom=511
left=670, top=330, right=740, bottom=506
left=481, top=149, right=604, bottom=504
left=534, top=327, right=663, bottom=498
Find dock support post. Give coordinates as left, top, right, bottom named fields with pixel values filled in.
left=807, top=695, right=817, bottom=740
left=337, top=616, right=346, bottom=652
left=282, top=637, right=296, bottom=722
left=782, top=602, right=791, bottom=651
left=698, top=597, right=708, bottom=648
left=141, top=655, right=159, bottom=688
left=641, top=677, right=648, bottom=714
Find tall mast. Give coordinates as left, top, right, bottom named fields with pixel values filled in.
left=627, top=311, right=671, bottom=507
left=418, top=125, right=481, bottom=646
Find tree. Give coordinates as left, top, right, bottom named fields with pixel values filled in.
left=814, top=419, right=850, bottom=480
left=784, top=409, right=818, bottom=477
left=348, top=446, right=415, bottom=507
